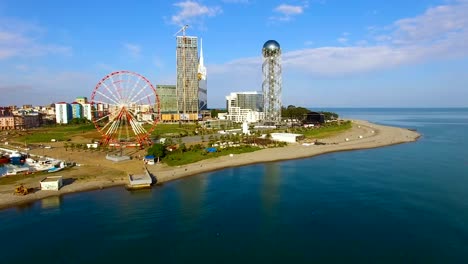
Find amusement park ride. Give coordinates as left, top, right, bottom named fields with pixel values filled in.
left=90, top=71, right=160, bottom=148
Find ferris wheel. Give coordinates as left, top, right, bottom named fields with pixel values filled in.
left=90, top=71, right=160, bottom=147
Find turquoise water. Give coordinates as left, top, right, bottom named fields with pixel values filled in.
left=1, top=108, right=468, bottom=263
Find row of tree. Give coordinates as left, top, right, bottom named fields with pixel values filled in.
left=281, top=105, right=339, bottom=121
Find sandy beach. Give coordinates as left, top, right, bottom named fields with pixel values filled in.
left=0, top=120, right=420, bottom=210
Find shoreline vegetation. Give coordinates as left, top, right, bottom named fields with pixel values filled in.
left=0, top=119, right=420, bottom=210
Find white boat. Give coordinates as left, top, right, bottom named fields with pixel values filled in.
left=48, top=161, right=65, bottom=173
left=5, top=167, right=31, bottom=175
left=47, top=167, right=64, bottom=173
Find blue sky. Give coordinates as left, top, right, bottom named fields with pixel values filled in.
left=0, top=0, right=467, bottom=107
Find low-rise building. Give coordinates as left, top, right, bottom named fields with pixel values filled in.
left=0, top=116, right=15, bottom=130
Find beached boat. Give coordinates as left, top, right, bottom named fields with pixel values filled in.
left=5, top=167, right=31, bottom=176
left=9, top=152, right=26, bottom=165
left=48, top=161, right=65, bottom=173
left=0, top=155, right=10, bottom=164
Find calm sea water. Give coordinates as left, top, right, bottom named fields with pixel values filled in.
left=1, top=108, right=468, bottom=263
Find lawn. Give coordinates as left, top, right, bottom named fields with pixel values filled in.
left=13, top=124, right=96, bottom=143
left=300, top=121, right=352, bottom=139
left=149, top=123, right=197, bottom=137
left=163, top=146, right=261, bottom=166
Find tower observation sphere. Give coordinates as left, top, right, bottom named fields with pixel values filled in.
left=263, top=40, right=280, bottom=50
left=262, top=40, right=282, bottom=124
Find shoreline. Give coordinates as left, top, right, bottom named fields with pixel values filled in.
left=0, top=120, right=420, bottom=210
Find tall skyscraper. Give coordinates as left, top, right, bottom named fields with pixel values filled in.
left=262, top=40, right=282, bottom=124
left=198, top=39, right=207, bottom=111
left=176, top=35, right=199, bottom=120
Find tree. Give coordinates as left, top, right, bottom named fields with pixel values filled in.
left=248, top=124, right=255, bottom=134
left=147, top=143, right=166, bottom=163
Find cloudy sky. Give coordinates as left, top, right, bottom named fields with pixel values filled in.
left=0, top=0, right=467, bottom=107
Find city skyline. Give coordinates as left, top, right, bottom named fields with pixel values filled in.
left=0, top=0, right=467, bottom=107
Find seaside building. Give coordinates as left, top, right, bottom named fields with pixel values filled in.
left=82, top=103, right=92, bottom=121
left=71, top=102, right=83, bottom=119
left=225, top=92, right=264, bottom=123
left=75, top=97, right=88, bottom=104
left=262, top=40, right=282, bottom=124
left=176, top=35, right=199, bottom=121
left=198, top=39, right=208, bottom=111
left=0, top=116, right=15, bottom=130
left=55, top=102, right=72, bottom=124
left=22, top=105, right=33, bottom=110
left=0, top=107, right=12, bottom=116
left=14, top=113, right=41, bottom=130
left=156, top=85, right=179, bottom=122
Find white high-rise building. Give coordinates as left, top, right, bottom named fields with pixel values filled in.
left=82, top=103, right=92, bottom=121
left=225, top=92, right=264, bottom=123
left=55, top=102, right=72, bottom=124
left=198, top=39, right=207, bottom=110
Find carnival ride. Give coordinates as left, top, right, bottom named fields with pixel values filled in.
left=90, top=71, right=160, bottom=147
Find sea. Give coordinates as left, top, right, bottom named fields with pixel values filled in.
left=0, top=108, right=467, bottom=263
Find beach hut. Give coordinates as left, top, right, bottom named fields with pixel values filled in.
left=144, top=155, right=155, bottom=165
left=40, top=176, right=63, bottom=191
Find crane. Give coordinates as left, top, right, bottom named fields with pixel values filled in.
left=174, top=24, right=189, bottom=37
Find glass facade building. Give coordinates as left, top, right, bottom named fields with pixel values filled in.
left=176, top=36, right=199, bottom=119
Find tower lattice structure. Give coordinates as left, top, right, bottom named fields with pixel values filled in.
left=262, top=40, right=282, bottom=124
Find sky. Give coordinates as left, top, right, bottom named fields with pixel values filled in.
left=0, top=0, right=467, bottom=108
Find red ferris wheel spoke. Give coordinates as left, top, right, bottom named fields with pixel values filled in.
left=91, top=70, right=160, bottom=147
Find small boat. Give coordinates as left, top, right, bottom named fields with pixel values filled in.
left=47, top=167, right=64, bottom=173
left=5, top=167, right=31, bottom=176
left=0, top=155, right=10, bottom=164
left=48, top=161, right=65, bottom=173
left=10, top=152, right=26, bottom=165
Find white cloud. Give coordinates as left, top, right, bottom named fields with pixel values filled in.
left=171, top=1, right=222, bottom=25
left=0, top=69, right=96, bottom=105
left=275, top=4, right=305, bottom=15
left=123, top=43, right=141, bottom=58
left=205, top=0, right=468, bottom=106
left=222, top=0, right=249, bottom=3
left=215, top=0, right=468, bottom=77
left=271, top=3, right=308, bottom=22
left=337, top=37, right=348, bottom=44
left=0, top=18, right=71, bottom=60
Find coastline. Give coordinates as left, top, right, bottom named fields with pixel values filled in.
left=0, top=120, right=420, bottom=210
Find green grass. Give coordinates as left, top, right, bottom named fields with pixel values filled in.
left=300, top=121, right=352, bottom=139
left=163, top=146, right=261, bottom=166
left=14, top=124, right=96, bottom=143
left=149, top=123, right=197, bottom=137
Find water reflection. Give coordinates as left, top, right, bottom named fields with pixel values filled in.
left=41, top=195, right=62, bottom=209
left=176, top=174, right=208, bottom=228
left=261, top=163, right=282, bottom=217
